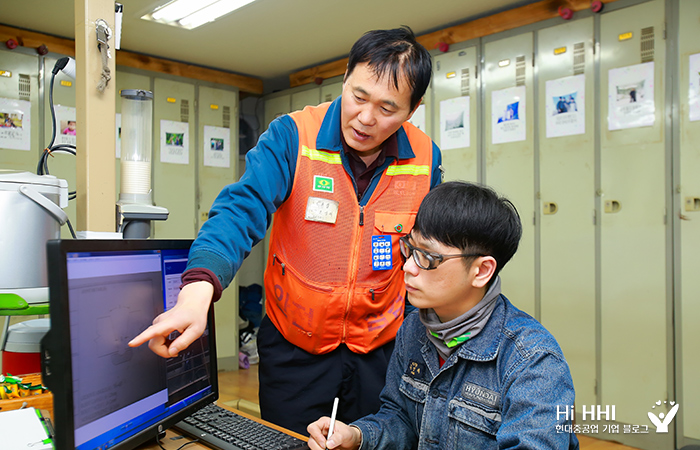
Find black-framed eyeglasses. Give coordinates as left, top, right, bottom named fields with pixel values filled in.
left=398, top=235, right=486, bottom=270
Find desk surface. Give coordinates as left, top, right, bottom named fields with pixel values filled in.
left=137, top=403, right=308, bottom=450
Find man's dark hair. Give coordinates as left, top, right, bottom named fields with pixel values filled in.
left=412, top=181, right=522, bottom=279
left=346, top=26, right=432, bottom=111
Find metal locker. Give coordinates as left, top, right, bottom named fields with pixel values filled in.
left=291, top=87, right=320, bottom=112
left=198, top=85, right=240, bottom=370
left=599, top=0, right=669, bottom=446
left=537, top=17, right=597, bottom=412
left=264, top=94, right=291, bottom=130
left=432, top=44, right=479, bottom=183
left=482, top=31, right=536, bottom=317
left=115, top=71, right=151, bottom=211
left=320, top=80, right=342, bottom=104
left=152, top=77, right=196, bottom=239
left=0, top=48, right=40, bottom=172
left=42, top=55, right=76, bottom=239
left=676, top=0, right=700, bottom=445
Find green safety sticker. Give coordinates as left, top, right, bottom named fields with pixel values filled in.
left=313, top=175, right=334, bottom=193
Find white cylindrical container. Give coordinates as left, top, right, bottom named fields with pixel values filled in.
left=119, top=89, right=153, bottom=204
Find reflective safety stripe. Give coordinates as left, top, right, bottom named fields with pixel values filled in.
left=386, top=165, right=430, bottom=176
left=301, top=146, right=342, bottom=165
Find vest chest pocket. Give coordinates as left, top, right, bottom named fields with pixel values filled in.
left=448, top=398, right=501, bottom=440
left=374, top=211, right=416, bottom=235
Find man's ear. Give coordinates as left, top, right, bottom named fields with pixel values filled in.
left=472, top=256, right=497, bottom=289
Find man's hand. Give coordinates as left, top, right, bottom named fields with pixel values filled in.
left=129, top=281, right=213, bottom=358
left=307, top=418, right=362, bottom=450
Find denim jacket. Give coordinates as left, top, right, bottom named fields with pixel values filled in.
left=352, top=295, right=579, bottom=449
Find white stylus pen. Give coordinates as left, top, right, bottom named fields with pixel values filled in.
left=327, top=397, right=339, bottom=445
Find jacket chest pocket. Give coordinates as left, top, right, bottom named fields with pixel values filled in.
left=447, top=399, right=501, bottom=449
left=399, top=374, right=428, bottom=430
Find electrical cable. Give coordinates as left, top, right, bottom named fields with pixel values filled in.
left=154, top=435, right=199, bottom=450
left=35, top=58, right=78, bottom=240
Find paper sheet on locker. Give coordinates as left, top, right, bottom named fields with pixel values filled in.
left=0, top=97, right=31, bottom=151
left=607, top=62, right=655, bottom=131
left=491, top=86, right=526, bottom=144
left=545, top=75, right=585, bottom=139
left=408, top=103, right=426, bottom=132
left=203, top=125, right=231, bottom=168
left=160, top=119, right=190, bottom=164
left=688, top=53, right=700, bottom=122
left=54, top=104, right=77, bottom=146
left=439, top=96, right=470, bottom=150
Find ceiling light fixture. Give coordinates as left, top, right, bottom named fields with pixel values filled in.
left=143, top=0, right=256, bottom=30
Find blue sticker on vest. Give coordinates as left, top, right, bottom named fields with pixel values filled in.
left=461, top=382, right=500, bottom=409
left=371, top=235, right=392, bottom=271
left=406, top=359, right=427, bottom=380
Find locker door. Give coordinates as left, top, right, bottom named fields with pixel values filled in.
left=153, top=78, right=196, bottom=239
left=264, top=94, right=290, bottom=129
left=115, top=71, right=151, bottom=207
left=43, top=56, right=76, bottom=238
left=483, top=32, right=536, bottom=316
left=677, top=0, right=700, bottom=445
left=537, top=17, right=597, bottom=411
left=198, top=85, right=240, bottom=370
left=419, top=72, right=434, bottom=140
left=291, top=88, right=320, bottom=112
left=320, top=81, right=342, bottom=104
left=599, top=0, right=669, bottom=443
left=432, top=45, right=478, bottom=182
left=0, top=49, right=40, bottom=172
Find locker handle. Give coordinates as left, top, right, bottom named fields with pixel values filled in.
left=684, top=197, right=700, bottom=212
left=604, top=200, right=621, bottom=213
left=543, top=202, right=558, bottom=215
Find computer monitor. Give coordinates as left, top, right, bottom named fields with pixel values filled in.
left=41, top=239, right=218, bottom=450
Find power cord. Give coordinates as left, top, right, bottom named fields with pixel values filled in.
left=154, top=434, right=199, bottom=450
left=36, top=57, right=78, bottom=239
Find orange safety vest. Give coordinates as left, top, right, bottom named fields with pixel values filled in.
left=264, top=102, right=433, bottom=354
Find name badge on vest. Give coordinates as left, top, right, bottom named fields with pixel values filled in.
left=305, top=197, right=339, bottom=224
left=371, top=235, right=392, bottom=271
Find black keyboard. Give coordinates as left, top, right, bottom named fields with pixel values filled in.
left=174, top=403, right=309, bottom=450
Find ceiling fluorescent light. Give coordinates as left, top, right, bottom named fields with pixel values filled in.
left=178, top=0, right=256, bottom=29
left=151, top=0, right=219, bottom=22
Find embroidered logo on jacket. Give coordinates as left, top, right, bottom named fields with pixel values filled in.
left=406, top=360, right=427, bottom=380
left=462, top=382, right=500, bottom=409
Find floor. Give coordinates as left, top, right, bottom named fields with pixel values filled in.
left=217, top=365, right=640, bottom=450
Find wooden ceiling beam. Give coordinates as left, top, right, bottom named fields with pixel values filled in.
left=289, top=0, right=619, bottom=88
left=0, top=24, right=263, bottom=94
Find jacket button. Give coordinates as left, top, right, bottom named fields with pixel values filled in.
left=430, top=389, right=440, bottom=398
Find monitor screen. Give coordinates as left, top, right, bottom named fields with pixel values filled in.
left=41, top=239, right=218, bottom=450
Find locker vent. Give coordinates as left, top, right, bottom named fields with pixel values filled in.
left=223, top=105, right=231, bottom=128
left=18, top=74, right=31, bottom=101
left=324, top=93, right=334, bottom=102
left=573, top=43, right=586, bottom=75
left=461, top=68, right=470, bottom=96
left=180, top=99, right=190, bottom=123
left=640, top=27, right=654, bottom=63
left=515, top=55, right=526, bottom=86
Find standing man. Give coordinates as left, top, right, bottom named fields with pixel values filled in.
left=130, top=26, right=441, bottom=434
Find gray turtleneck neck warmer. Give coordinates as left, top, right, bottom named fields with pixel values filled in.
left=419, top=276, right=502, bottom=361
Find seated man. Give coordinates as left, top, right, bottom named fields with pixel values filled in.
left=307, top=181, right=579, bottom=449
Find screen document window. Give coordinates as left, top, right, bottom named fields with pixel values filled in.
left=65, top=248, right=213, bottom=450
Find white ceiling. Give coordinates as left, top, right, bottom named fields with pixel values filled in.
left=2, top=0, right=538, bottom=86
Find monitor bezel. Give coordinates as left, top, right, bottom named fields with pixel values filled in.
left=41, top=238, right=219, bottom=450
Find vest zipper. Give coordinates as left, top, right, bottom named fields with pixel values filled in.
left=342, top=205, right=365, bottom=343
